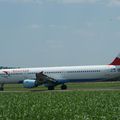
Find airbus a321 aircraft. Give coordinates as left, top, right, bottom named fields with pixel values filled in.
left=0, top=53, right=120, bottom=91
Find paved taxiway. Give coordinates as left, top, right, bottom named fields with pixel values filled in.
left=1, top=88, right=120, bottom=92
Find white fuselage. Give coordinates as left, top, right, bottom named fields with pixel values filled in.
left=0, top=65, right=120, bottom=84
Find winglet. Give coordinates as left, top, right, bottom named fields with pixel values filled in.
left=110, top=53, right=120, bottom=65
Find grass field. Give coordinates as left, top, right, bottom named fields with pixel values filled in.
left=0, top=82, right=120, bottom=120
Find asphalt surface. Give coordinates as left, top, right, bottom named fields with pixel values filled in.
left=1, top=88, right=120, bottom=92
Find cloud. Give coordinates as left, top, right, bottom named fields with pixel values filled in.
left=76, top=29, right=96, bottom=38
left=46, top=0, right=99, bottom=4
left=0, top=0, right=43, bottom=4
left=116, top=16, right=120, bottom=21
left=61, top=0, right=98, bottom=4
left=29, top=24, right=42, bottom=29
left=0, top=0, right=99, bottom=4
left=48, top=24, right=68, bottom=30
left=108, top=0, right=120, bottom=6
left=1, top=0, right=120, bottom=6
left=45, top=39, right=64, bottom=49
left=28, top=24, right=68, bottom=30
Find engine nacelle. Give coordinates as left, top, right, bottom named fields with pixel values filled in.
left=23, top=79, right=38, bottom=88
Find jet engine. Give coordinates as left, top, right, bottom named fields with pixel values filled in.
left=23, top=79, right=38, bottom=88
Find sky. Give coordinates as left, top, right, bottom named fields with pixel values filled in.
left=0, top=0, right=120, bottom=67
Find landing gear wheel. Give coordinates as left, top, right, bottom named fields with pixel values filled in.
left=48, top=86, right=55, bottom=90
left=61, top=84, right=67, bottom=90
left=0, top=87, right=3, bottom=91
left=0, top=84, right=4, bottom=91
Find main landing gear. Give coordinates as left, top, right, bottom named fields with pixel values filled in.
left=0, top=84, right=4, bottom=91
left=48, top=86, right=55, bottom=90
left=61, top=84, right=67, bottom=90
left=48, top=84, right=67, bottom=90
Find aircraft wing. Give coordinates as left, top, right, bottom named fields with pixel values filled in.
left=36, top=72, right=57, bottom=85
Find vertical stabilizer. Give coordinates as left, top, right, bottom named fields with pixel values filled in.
left=110, top=53, right=120, bottom=65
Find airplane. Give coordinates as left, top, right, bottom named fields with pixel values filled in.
left=0, top=53, right=120, bottom=91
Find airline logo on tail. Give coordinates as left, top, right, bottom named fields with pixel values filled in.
left=110, top=53, right=120, bottom=65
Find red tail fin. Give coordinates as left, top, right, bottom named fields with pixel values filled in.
left=110, top=53, right=120, bottom=65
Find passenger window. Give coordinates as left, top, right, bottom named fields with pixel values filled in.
left=111, top=68, right=116, bottom=72
left=117, top=68, right=120, bottom=72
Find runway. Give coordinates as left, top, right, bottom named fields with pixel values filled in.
left=1, top=88, right=120, bottom=92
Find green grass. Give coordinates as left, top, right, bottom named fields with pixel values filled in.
left=0, top=82, right=120, bottom=120
left=0, top=91, right=120, bottom=120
